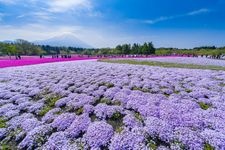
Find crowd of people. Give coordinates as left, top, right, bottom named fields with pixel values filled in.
left=50, top=54, right=72, bottom=59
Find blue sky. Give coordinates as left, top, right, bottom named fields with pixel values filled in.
left=0, top=0, right=225, bottom=48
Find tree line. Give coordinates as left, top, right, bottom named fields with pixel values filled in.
left=0, top=39, right=44, bottom=57
left=0, top=39, right=225, bottom=58
left=39, top=45, right=88, bottom=55
left=115, top=42, right=155, bottom=55
left=0, top=40, right=156, bottom=56
left=155, top=47, right=225, bottom=57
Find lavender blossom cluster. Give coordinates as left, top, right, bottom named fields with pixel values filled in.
left=0, top=60, right=225, bottom=149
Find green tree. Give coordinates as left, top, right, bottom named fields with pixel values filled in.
left=115, top=45, right=123, bottom=54
left=148, top=42, right=156, bottom=54
left=0, top=42, right=7, bottom=55
left=7, top=45, right=17, bottom=57
left=141, top=42, right=148, bottom=54
left=131, top=43, right=140, bottom=54
left=141, top=42, right=155, bottom=55
left=0, top=43, right=17, bottom=58
left=15, top=39, right=44, bottom=55
left=122, top=44, right=131, bottom=54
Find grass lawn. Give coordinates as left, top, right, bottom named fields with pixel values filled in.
left=99, top=59, right=225, bottom=71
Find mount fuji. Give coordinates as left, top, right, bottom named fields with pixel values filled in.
left=34, top=34, right=92, bottom=48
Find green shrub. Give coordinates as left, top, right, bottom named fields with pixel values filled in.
left=75, top=107, right=83, bottom=115
left=132, top=87, right=149, bottom=93
left=111, top=112, right=123, bottom=120
left=38, top=94, right=62, bottom=116
left=0, top=117, right=6, bottom=128
left=38, top=106, right=52, bottom=117
left=147, top=140, right=157, bottom=150
left=198, top=102, right=212, bottom=110
left=134, top=112, right=143, bottom=122
left=204, top=143, right=215, bottom=150
left=98, top=82, right=114, bottom=88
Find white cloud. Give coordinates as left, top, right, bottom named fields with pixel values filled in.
left=47, top=0, right=92, bottom=13
left=0, top=24, right=80, bottom=40
left=17, top=12, right=55, bottom=21
left=143, top=16, right=175, bottom=24
left=187, top=8, right=210, bottom=16
left=1, top=0, right=101, bottom=24
left=17, top=14, right=26, bottom=18
left=33, top=12, right=55, bottom=20
left=143, top=8, right=210, bottom=24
